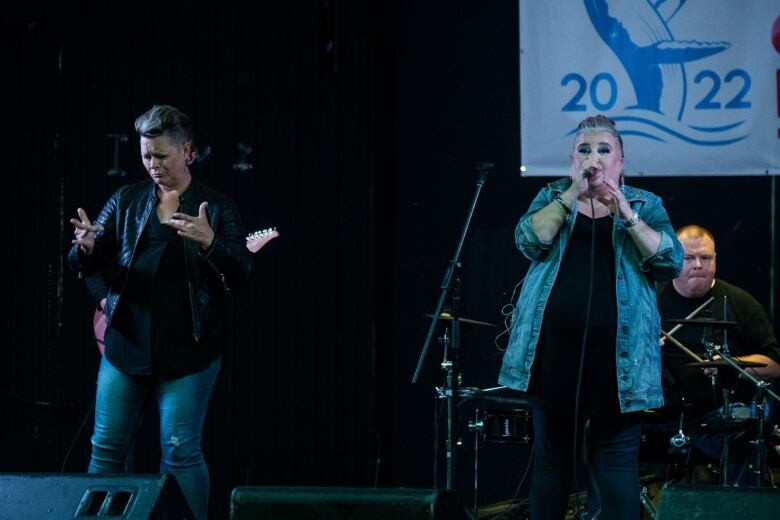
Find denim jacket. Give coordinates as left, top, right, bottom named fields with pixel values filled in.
left=498, top=178, right=683, bottom=413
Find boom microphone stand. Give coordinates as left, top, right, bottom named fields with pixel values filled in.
left=412, top=162, right=492, bottom=491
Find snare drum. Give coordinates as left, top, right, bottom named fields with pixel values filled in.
left=480, top=408, right=532, bottom=444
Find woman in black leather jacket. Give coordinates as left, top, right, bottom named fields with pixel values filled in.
left=69, top=105, right=253, bottom=520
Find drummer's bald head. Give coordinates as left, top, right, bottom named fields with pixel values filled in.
left=676, top=225, right=716, bottom=247
left=673, top=225, right=717, bottom=297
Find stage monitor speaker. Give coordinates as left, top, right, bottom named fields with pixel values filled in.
left=0, top=473, right=194, bottom=519
left=656, top=483, right=780, bottom=519
left=230, top=486, right=464, bottom=520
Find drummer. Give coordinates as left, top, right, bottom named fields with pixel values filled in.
left=655, top=225, right=780, bottom=483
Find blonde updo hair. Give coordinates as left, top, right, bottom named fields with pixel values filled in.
left=573, top=115, right=624, bottom=158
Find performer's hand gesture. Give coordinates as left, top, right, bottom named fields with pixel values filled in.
left=70, top=208, right=104, bottom=256
left=166, top=201, right=216, bottom=250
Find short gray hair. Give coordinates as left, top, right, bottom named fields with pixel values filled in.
left=134, top=105, right=196, bottom=151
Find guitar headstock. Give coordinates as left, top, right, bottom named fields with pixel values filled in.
left=246, top=227, right=279, bottom=253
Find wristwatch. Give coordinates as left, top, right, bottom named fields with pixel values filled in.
left=623, top=210, right=640, bottom=229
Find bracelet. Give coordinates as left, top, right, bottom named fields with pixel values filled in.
left=553, top=196, right=571, bottom=215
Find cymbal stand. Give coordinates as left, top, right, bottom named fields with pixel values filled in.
left=714, top=296, right=733, bottom=484
left=441, top=278, right=462, bottom=491
left=752, top=384, right=770, bottom=487
left=719, top=353, right=732, bottom=486
left=413, top=163, right=492, bottom=493
left=702, top=339, right=780, bottom=486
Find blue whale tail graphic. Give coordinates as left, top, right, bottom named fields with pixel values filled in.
left=584, top=0, right=730, bottom=118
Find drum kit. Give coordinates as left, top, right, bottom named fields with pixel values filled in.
left=655, top=297, right=780, bottom=488
left=638, top=298, right=780, bottom=518
left=424, top=294, right=780, bottom=519
left=425, top=311, right=536, bottom=517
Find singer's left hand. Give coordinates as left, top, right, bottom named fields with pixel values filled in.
left=593, top=177, right=632, bottom=220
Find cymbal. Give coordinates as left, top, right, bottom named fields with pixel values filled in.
left=423, top=312, right=496, bottom=327
left=667, top=318, right=740, bottom=329
left=686, top=359, right=766, bottom=368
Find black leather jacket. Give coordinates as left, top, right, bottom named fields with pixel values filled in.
left=69, top=179, right=254, bottom=342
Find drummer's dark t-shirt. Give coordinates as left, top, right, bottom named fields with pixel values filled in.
left=657, top=279, right=780, bottom=414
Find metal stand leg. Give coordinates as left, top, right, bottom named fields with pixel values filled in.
left=751, top=391, right=769, bottom=487
left=720, top=388, right=731, bottom=485
left=639, top=485, right=657, bottom=519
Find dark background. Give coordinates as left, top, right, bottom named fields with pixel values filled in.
left=2, top=1, right=778, bottom=518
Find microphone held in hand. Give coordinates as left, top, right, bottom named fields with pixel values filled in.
left=582, top=169, right=593, bottom=179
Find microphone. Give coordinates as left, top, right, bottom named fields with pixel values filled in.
left=581, top=169, right=593, bottom=179
left=476, top=162, right=493, bottom=186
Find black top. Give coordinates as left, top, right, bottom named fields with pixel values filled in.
left=529, top=214, right=620, bottom=416
left=657, top=279, right=780, bottom=414
left=105, top=212, right=221, bottom=377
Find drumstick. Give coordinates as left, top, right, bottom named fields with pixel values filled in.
left=659, top=330, right=705, bottom=363
left=659, top=296, right=715, bottom=346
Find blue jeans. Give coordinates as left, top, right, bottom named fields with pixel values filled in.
left=530, top=407, right=642, bottom=520
left=88, top=356, right=221, bottom=520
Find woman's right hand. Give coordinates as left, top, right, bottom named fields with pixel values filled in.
left=569, top=156, right=596, bottom=197
left=70, top=208, right=104, bottom=256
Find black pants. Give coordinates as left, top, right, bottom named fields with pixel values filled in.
left=530, top=406, right=642, bottom=520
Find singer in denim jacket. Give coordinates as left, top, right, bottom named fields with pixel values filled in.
left=498, top=177, right=683, bottom=411
left=498, top=116, right=683, bottom=520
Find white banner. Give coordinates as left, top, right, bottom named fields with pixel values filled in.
left=519, top=0, right=780, bottom=176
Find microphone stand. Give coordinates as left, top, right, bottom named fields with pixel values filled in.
left=412, top=162, right=492, bottom=492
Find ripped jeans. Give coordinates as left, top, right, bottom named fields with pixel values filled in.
left=88, top=356, right=221, bottom=520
